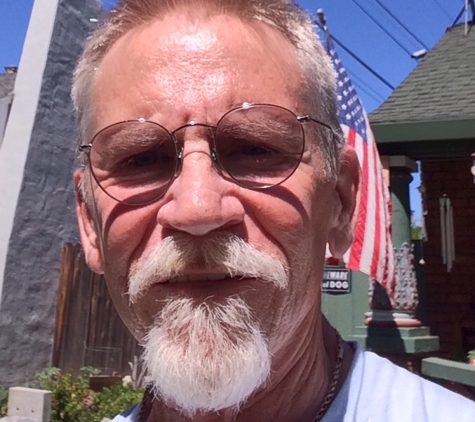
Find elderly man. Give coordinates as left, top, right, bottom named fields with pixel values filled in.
left=72, top=0, right=475, bottom=421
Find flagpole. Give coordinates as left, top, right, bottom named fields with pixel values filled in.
left=316, top=8, right=328, bottom=32
left=315, top=10, right=395, bottom=91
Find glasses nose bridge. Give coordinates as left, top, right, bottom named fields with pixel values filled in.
left=171, top=122, right=218, bottom=161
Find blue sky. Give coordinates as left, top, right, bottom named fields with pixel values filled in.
left=0, top=0, right=467, bottom=223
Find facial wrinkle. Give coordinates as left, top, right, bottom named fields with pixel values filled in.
left=147, top=19, right=231, bottom=108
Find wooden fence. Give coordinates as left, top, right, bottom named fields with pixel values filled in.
left=53, top=243, right=142, bottom=375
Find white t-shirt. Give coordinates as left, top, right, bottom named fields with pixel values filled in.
left=112, top=343, right=475, bottom=421
left=322, top=343, right=475, bottom=422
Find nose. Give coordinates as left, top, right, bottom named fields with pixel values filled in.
left=156, top=138, right=245, bottom=236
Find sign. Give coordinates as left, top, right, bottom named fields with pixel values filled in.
left=322, top=267, right=351, bottom=294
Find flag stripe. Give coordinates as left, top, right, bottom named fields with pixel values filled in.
left=347, top=130, right=367, bottom=269
left=360, top=128, right=376, bottom=274
left=370, top=140, right=382, bottom=278
left=322, top=27, right=395, bottom=288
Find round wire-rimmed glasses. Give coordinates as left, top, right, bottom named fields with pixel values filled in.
left=78, top=102, right=336, bottom=206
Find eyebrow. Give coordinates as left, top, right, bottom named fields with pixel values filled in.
left=218, top=119, right=302, bottom=150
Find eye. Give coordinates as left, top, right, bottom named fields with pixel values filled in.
left=239, top=142, right=275, bottom=157
left=218, top=137, right=287, bottom=174
left=218, top=136, right=279, bottom=160
left=126, top=150, right=159, bottom=167
left=114, top=147, right=176, bottom=181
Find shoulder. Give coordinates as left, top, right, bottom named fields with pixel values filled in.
left=109, top=403, right=140, bottom=421
left=358, top=349, right=475, bottom=421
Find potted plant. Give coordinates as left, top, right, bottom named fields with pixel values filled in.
left=467, top=348, right=475, bottom=365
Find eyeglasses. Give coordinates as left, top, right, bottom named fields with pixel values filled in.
left=79, top=102, right=336, bottom=206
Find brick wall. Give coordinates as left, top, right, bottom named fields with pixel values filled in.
left=421, top=159, right=475, bottom=358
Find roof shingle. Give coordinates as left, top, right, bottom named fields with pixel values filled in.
left=369, top=23, right=475, bottom=125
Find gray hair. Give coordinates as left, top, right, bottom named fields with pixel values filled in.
left=72, top=0, right=343, bottom=178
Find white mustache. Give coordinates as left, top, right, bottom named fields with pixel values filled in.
left=128, top=232, right=288, bottom=302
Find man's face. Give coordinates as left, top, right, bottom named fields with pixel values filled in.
left=75, top=12, right=354, bottom=391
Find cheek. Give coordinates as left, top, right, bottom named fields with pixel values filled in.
left=98, top=198, right=162, bottom=279
left=253, top=198, right=309, bottom=263
left=247, top=175, right=333, bottom=328
left=251, top=177, right=330, bottom=270
left=99, top=202, right=165, bottom=339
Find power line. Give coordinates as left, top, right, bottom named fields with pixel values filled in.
left=314, top=18, right=395, bottom=91
left=351, top=0, right=414, bottom=57
left=347, top=70, right=386, bottom=104
left=451, top=4, right=465, bottom=27
left=357, top=0, right=422, bottom=51
left=350, top=78, right=385, bottom=106
left=373, top=0, right=430, bottom=50
left=352, top=80, right=383, bottom=106
left=452, top=0, right=475, bottom=27
left=432, top=0, right=453, bottom=21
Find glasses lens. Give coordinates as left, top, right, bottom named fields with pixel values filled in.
left=89, top=120, right=177, bottom=205
left=214, top=104, right=305, bottom=188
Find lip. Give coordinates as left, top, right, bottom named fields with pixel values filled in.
left=168, top=273, right=232, bottom=283
left=149, top=270, right=256, bottom=285
left=151, top=273, right=257, bottom=292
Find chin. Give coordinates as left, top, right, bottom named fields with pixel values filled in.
left=142, top=296, right=271, bottom=415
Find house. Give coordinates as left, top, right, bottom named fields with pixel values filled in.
left=370, top=20, right=475, bottom=359
left=0, top=66, right=17, bottom=147
left=0, top=0, right=101, bottom=386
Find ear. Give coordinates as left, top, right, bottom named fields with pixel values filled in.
left=73, top=169, right=104, bottom=274
left=327, top=145, right=360, bottom=258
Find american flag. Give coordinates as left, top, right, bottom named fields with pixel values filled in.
left=323, top=32, right=395, bottom=290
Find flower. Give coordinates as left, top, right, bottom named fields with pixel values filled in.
left=81, top=393, right=94, bottom=407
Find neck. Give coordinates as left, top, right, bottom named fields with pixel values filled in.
left=146, top=313, right=354, bottom=422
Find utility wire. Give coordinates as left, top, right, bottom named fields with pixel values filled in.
left=355, top=0, right=421, bottom=51
left=314, top=19, right=395, bottom=90
left=347, top=69, right=386, bottom=104
left=350, top=78, right=385, bottom=106
left=432, top=0, right=453, bottom=21
left=352, top=80, right=382, bottom=106
left=452, top=4, right=465, bottom=27
left=351, top=0, right=414, bottom=56
left=453, top=0, right=475, bottom=27
left=373, top=0, right=430, bottom=50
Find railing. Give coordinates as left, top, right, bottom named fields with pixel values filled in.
left=421, top=357, right=475, bottom=390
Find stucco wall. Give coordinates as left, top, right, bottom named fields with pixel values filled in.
left=0, top=95, right=13, bottom=147
left=0, top=0, right=102, bottom=385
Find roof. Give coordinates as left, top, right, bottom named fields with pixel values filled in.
left=370, top=23, right=475, bottom=126
left=0, top=72, right=16, bottom=99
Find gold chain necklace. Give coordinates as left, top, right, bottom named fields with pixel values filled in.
left=313, top=334, right=345, bottom=422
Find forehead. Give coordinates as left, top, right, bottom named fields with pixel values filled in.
left=91, top=12, right=303, bottom=129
